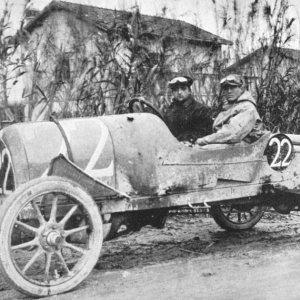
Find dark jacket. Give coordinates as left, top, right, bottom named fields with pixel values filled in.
left=164, top=95, right=213, bottom=142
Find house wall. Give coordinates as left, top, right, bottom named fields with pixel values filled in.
left=146, top=39, right=222, bottom=105
left=164, top=41, right=221, bottom=73
left=169, top=42, right=222, bottom=105
left=24, top=11, right=100, bottom=85
left=14, top=10, right=225, bottom=121
left=227, top=50, right=300, bottom=98
left=20, top=11, right=106, bottom=120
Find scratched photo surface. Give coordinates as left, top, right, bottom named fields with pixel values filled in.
left=1, top=0, right=300, bottom=299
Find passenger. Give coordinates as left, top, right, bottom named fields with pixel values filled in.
left=164, top=75, right=213, bottom=143
left=195, top=74, right=263, bottom=146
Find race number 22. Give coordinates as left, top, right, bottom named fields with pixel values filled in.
left=265, top=134, right=293, bottom=170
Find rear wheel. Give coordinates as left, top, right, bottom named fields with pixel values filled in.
left=210, top=204, right=264, bottom=231
left=0, top=176, right=102, bottom=297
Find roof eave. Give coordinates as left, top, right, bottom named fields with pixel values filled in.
left=23, top=1, right=233, bottom=46
left=184, top=37, right=232, bottom=45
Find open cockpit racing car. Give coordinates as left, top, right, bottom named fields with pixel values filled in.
left=0, top=97, right=299, bottom=297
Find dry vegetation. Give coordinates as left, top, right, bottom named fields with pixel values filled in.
left=0, top=0, right=300, bottom=133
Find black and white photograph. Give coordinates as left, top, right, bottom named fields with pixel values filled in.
left=0, top=0, right=300, bottom=299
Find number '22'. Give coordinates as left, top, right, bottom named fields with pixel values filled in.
left=268, top=137, right=292, bottom=168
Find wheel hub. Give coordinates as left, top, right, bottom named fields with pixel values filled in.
left=40, top=225, right=65, bottom=251
left=46, top=231, right=63, bottom=246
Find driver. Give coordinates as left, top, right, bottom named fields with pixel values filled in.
left=195, top=74, right=263, bottom=146
left=164, top=75, right=213, bottom=143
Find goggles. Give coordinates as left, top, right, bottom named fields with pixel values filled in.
left=168, top=76, right=193, bottom=87
left=220, top=74, right=243, bottom=87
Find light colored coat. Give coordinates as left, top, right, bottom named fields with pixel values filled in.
left=198, top=91, right=262, bottom=145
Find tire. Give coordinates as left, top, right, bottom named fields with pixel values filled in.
left=210, top=204, right=264, bottom=231
left=0, top=176, right=103, bottom=297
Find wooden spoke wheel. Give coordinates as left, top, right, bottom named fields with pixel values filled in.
left=0, top=176, right=102, bottom=297
left=210, top=204, right=264, bottom=231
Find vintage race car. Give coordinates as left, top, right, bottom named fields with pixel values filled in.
left=0, top=99, right=299, bottom=297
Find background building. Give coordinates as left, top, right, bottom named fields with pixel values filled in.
left=11, top=0, right=231, bottom=121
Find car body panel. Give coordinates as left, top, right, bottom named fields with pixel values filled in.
left=0, top=113, right=299, bottom=213
left=0, top=118, right=116, bottom=192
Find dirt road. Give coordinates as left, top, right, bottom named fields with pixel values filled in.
left=1, top=212, right=300, bottom=300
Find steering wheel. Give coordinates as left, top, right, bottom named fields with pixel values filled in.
left=128, top=97, right=166, bottom=123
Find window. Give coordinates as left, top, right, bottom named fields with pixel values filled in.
left=54, top=55, right=70, bottom=84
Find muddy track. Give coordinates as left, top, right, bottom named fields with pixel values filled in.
left=1, top=212, right=300, bottom=299
left=97, top=213, right=300, bottom=270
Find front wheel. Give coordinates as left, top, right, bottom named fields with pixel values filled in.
left=210, top=203, right=264, bottom=231
left=0, top=176, right=103, bottom=297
